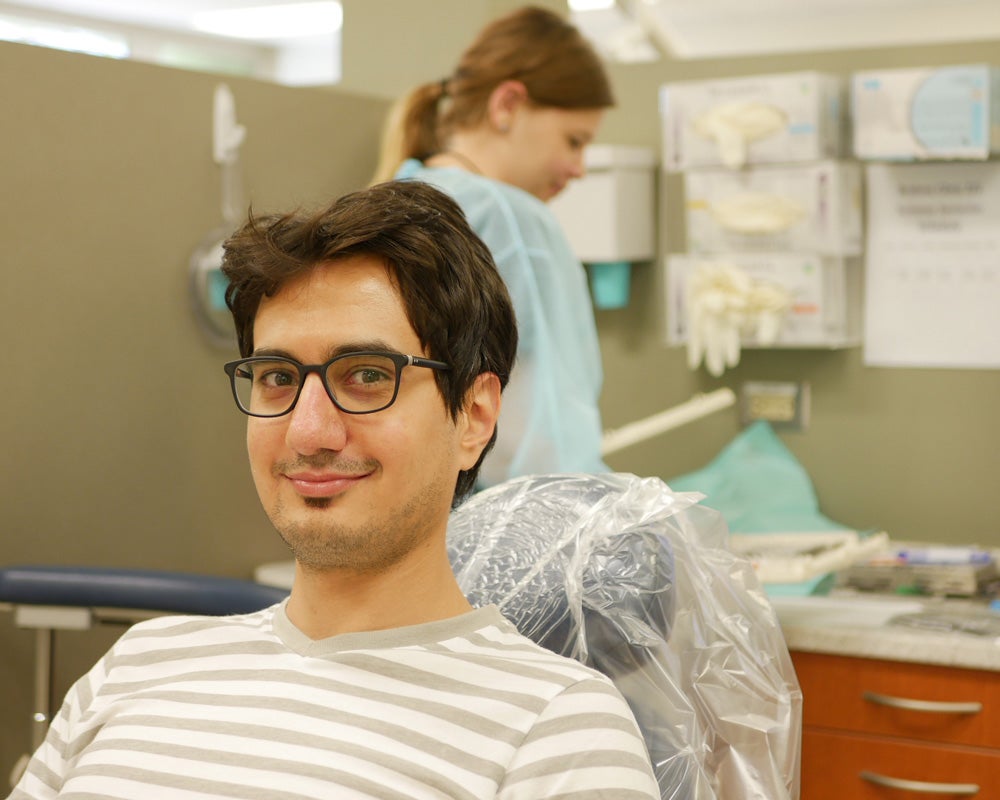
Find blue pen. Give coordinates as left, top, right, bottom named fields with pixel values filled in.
left=897, top=547, right=992, bottom=565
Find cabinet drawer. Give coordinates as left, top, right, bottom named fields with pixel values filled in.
left=792, top=651, right=1000, bottom=748
left=802, top=728, right=1000, bottom=800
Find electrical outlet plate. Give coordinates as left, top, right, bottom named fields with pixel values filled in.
left=741, top=381, right=810, bottom=430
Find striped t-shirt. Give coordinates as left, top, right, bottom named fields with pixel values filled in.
left=12, top=603, right=659, bottom=799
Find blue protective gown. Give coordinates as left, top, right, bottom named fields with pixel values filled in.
left=396, top=160, right=609, bottom=487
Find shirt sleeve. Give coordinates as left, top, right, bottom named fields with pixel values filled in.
left=10, top=692, right=81, bottom=797
left=496, top=676, right=660, bottom=799
left=8, top=644, right=114, bottom=799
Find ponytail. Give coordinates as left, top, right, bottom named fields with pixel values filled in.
left=371, top=80, right=447, bottom=185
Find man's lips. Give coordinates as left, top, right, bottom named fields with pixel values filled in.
left=283, top=471, right=371, bottom=498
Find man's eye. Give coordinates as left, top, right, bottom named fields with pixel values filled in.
left=350, top=367, right=392, bottom=385
left=258, top=368, right=298, bottom=388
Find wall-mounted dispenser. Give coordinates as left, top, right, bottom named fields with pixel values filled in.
left=549, top=144, right=656, bottom=309
left=190, top=84, right=247, bottom=348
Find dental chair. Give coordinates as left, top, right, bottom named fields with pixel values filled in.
left=448, top=473, right=802, bottom=800
left=0, top=565, right=288, bottom=784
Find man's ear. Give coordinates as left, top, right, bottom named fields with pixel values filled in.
left=487, top=80, right=528, bottom=133
left=457, top=373, right=502, bottom=470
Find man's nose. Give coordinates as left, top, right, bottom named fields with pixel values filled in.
left=284, top=373, right=348, bottom=454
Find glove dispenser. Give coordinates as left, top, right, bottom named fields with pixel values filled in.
left=660, top=71, right=862, bottom=376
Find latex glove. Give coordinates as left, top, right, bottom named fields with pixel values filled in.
left=686, top=262, right=751, bottom=377
left=746, top=282, right=793, bottom=345
left=692, top=101, right=787, bottom=168
left=710, top=192, right=806, bottom=234
left=686, top=263, right=793, bottom=374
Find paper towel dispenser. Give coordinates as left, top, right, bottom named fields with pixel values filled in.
left=549, top=144, right=656, bottom=263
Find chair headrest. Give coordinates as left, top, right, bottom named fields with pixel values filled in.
left=447, top=473, right=692, bottom=663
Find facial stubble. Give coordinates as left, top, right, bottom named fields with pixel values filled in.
left=268, top=472, right=451, bottom=575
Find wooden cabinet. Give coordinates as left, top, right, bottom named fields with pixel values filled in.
left=791, top=650, right=1000, bottom=799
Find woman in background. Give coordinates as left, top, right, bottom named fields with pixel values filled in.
left=373, top=5, right=615, bottom=487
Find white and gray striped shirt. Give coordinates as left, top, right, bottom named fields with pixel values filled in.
left=12, top=603, right=658, bottom=799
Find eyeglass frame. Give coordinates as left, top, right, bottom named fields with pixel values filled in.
left=223, top=351, right=451, bottom=418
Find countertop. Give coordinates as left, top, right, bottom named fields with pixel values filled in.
left=772, top=591, right=1000, bottom=672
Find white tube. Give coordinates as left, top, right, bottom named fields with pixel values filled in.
left=601, top=387, right=736, bottom=456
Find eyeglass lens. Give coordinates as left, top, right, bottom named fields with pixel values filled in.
left=233, top=355, right=401, bottom=415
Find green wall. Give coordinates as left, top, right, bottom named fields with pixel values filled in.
left=1, top=1, right=999, bottom=776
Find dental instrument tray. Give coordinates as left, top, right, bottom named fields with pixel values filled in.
left=843, top=545, right=999, bottom=597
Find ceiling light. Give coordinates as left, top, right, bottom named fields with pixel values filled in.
left=192, top=1, right=343, bottom=41
left=568, top=0, right=616, bottom=11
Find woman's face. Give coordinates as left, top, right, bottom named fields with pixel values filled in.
left=500, top=106, right=605, bottom=202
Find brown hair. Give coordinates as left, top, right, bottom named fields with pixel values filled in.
left=221, top=180, right=518, bottom=503
left=372, top=5, right=614, bottom=183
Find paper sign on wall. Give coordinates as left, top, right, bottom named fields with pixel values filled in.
left=864, top=162, right=1000, bottom=369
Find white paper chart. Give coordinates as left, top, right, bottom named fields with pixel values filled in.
left=864, top=162, right=1000, bottom=369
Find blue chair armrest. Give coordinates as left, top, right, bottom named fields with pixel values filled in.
left=0, top=565, right=288, bottom=616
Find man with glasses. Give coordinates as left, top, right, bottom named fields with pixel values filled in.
left=11, top=180, right=658, bottom=799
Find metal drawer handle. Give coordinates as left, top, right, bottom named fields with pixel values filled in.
left=861, top=770, right=979, bottom=795
left=862, top=691, right=982, bottom=714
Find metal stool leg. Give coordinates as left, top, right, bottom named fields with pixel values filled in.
left=32, top=627, right=54, bottom=751
left=8, top=626, right=54, bottom=789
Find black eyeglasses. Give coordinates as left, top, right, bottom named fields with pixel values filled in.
left=224, top=351, right=450, bottom=417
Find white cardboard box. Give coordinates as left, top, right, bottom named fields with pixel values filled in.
left=665, top=253, right=863, bottom=348
left=660, top=71, right=844, bottom=172
left=549, top=144, right=656, bottom=263
left=684, top=161, right=863, bottom=255
left=852, top=64, right=1000, bottom=161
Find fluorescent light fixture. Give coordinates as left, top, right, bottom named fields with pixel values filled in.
left=193, top=1, right=343, bottom=41
left=0, top=16, right=129, bottom=58
left=570, top=4, right=661, bottom=63
left=568, top=0, right=616, bottom=10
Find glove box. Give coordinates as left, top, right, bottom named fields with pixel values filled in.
left=660, top=71, right=844, bottom=171
left=852, top=64, right=1000, bottom=161
left=684, top=161, right=863, bottom=256
left=665, top=253, right=863, bottom=349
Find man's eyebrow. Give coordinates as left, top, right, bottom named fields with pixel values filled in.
left=328, top=340, right=403, bottom=359
left=250, top=347, right=296, bottom=359
left=250, top=341, right=405, bottom=361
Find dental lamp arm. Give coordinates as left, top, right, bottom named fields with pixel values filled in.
left=601, top=387, right=736, bottom=456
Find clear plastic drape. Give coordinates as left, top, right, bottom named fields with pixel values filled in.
left=448, top=473, right=801, bottom=800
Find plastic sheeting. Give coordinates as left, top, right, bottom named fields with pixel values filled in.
left=447, top=473, right=801, bottom=800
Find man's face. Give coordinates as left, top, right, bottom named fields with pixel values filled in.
left=245, top=255, right=475, bottom=573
